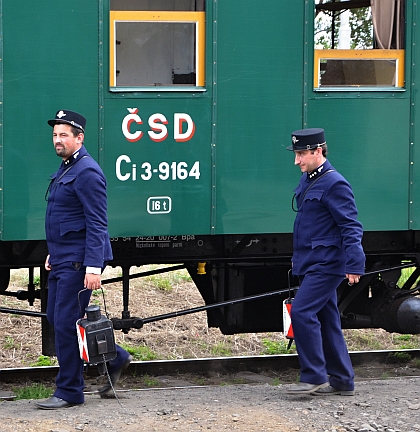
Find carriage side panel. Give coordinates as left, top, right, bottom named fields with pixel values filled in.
left=213, top=1, right=305, bottom=235
left=2, top=1, right=100, bottom=240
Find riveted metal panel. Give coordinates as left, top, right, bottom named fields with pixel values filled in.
left=307, top=96, right=410, bottom=231
left=213, top=1, right=305, bottom=234
left=0, top=0, right=418, bottom=242
left=409, top=0, right=420, bottom=230
left=103, top=98, right=213, bottom=236
left=101, top=0, right=213, bottom=237
left=2, top=1, right=99, bottom=240
left=0, top=0, right=3, bottom=241
left=306, top=1, right=413, bottom=232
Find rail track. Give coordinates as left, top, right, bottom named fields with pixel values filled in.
left=1, top=349, right=420, bottom=400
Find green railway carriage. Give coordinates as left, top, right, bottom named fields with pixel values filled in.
left=1, top=0, right=420, bottom=352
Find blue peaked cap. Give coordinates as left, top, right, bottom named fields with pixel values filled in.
left=48, top=110, right=86, bottom=133
left=287, top=128, right=326, bottom=151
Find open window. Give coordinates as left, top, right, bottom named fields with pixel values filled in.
left=110, top=0, right=206, bottom=91
left=314, top=0, right=405, bottom=90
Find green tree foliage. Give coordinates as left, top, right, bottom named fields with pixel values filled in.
left=349, top=7, right=373, bottom=48
left=315, top=5, right=373, bottom=49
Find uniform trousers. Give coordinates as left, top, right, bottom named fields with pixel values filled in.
left=291, top=271, right=354, bottom=391
left=47, top=261, right=130, bottom=404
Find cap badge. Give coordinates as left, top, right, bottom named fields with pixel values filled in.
left=57, top=110, right=66, bottom=119
left=292, top=136, right=299, bottom=144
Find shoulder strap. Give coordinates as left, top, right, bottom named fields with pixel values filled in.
left=300, top=169, right=335, bottom=202
left=292, top=169, right=335, bottom=212
left=45, top=155, right=89, bottom=201
left=57, top=155, right=90, bottom=181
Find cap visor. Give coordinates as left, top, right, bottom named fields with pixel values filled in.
left=47, top=119, right=84, bottom=132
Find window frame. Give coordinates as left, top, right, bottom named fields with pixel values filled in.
left=313, top=0, right=406, bottom=92
left=314, top=48, right=405, bottom=90
left=109, top=11, right=206, bottom=91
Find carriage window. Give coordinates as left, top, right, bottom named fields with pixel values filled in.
left=314, top=0, right=405, bottom=90
left=110, top=0, right=205, bottom=91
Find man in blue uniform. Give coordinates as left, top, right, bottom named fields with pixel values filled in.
left=36, top=110, right=132, bottom=409
left=286, top=128, right=365, bottom=396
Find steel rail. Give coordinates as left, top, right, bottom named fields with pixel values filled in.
left=1, top=349, right=420, bottom=386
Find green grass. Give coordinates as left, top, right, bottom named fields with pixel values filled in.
left=143, top=266, right=192, bottom=292
left=231, top=377, right=246, bottom=384
left=148, top=274, right=173, bottom=291
left=120, top=343, right=159, bottom=361
left=3, top=336, right=19, bottom=350
left=387, top=351, right=412, bottom=364
left=398, top=266, right=420, bottom=288
left=13, top=383, right=52, bottom=400
left=89, top=288, right=105, bottom=306
left=344, top=329, right=385, bottom=351
left=194, top=377, right=208, bottom=386
left=141, top=374, right=160, bottom=387
left=30, top=355, right=57, bottom=367
left=272, top=377, right=280, bottom=386
left=9, top=270, right=41, bottom=287
left=211, top=342, right=232, bottom=357
left=262, top=338, right=296, bottom=355
left=392, top=334, right=419, bottom=349
left=395, top=334, right=411, bottom=341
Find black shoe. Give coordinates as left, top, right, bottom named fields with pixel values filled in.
left=98, top=354, right=133, bottom=395
left=285, top=381, right=329, bottom=395
left=35, top=396, right=79, bottom=410
left=312, top=385, right=354, bottom=396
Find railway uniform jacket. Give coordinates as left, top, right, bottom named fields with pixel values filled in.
left=292, top=159, right=365, bottom=277
left=45, top=145, right=113, bottom=267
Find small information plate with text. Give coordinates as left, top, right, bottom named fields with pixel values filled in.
left=147, top=196, right=172, bottom=214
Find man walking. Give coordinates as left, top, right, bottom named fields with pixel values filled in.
left=286, top=128, right=365, bottom=396
left=36, top=110, right=131, bottom=409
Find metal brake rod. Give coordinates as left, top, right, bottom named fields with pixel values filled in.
left=0, top=263, right=414, bottom=321
left=101, top=264, right=186, bottom=284
left=141, top=287, right=296, bottom=325
left=362, top=262, right=415, bottom=278
left=140, top=262, right=416, bottom=325
left=0, top=306, right=46, bottom=318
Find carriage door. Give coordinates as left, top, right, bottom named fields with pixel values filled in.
left=102, top=0, right=212, bottom=237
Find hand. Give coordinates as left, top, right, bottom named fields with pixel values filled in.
left=84, top=273, right=101, bottom=290
left=346, top=274, right=362, bottom=286
left=45, top=255, right=51, bottom=271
